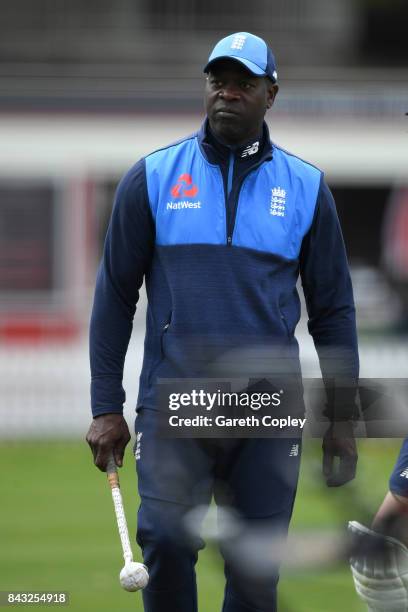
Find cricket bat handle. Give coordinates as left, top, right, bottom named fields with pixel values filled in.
left=106, top=452, right=133, bottom=564
left=107, top=454, right=120, bottom=489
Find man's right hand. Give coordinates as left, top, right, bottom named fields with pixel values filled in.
left=86, top=413, right=131, bottom=472
left=322, top=421, right=357, bottom=487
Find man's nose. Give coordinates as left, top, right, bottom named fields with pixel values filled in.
left=219, top=83, right=240, bottom=100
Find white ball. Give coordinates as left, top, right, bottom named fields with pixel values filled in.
left=119, top=562, right=149, bottom=592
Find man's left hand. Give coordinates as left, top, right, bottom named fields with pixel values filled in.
left=322, top=421, right=357, bottom=487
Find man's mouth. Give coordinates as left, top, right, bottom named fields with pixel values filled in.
left=215, top=108, right=240, bottom=117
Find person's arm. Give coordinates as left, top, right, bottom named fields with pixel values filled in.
left=300, top=176, right=359, bottom=486
left=372, top=491, right=408, bottom=542
left=86, top=159, right=155, bottom=470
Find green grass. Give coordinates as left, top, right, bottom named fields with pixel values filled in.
left=0, top=438, right=401, bottom=611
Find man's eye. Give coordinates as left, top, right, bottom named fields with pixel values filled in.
left=241, top=82, right=253, bottom=90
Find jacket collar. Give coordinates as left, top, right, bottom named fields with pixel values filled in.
left=197, top=118, right=273, bottom=167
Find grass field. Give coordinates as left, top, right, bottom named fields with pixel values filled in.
left=0, top=438, right=401, bottom=611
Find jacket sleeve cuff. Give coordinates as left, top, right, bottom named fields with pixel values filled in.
left=91, top=406, right=124, bottom=418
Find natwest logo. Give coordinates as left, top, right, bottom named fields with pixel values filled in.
left=170, top=173, right=199, bottom=198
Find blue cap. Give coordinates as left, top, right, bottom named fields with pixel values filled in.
left=204, top=32, right=278, bottom=83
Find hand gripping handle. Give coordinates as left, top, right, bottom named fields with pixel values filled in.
left=106, top=453, right=119, bottom=489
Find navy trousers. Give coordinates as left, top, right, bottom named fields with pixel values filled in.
left=135, top=408, right=302, bottom=612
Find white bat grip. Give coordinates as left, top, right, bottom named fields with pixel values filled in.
left=111, top=485, right=134, bottom=565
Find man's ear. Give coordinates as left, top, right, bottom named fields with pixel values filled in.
left=266, top=82, right=279, bottom=109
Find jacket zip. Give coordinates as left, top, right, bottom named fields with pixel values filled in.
left=226, top=151, right=234, bottom=245
left=225, top=153, right=273, bottom=247
left=227, top=151, right=234, bottom=197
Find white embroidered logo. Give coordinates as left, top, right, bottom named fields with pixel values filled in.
left=400, top=467, right=408, bottom=478
left=241, top=141, right=259, bottom=158
left=231, top=34, right=247, bottom=50
left=135, top=432, right=143, bottom=461
left=270, top=186, right=286, bottom=217
left=289, top=444, right=299, bottom=457
left=166, top=201, right=201, bottom=210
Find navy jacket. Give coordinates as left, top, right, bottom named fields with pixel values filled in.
left=90, top=120, right=359, bottom=416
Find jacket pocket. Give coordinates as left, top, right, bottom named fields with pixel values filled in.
left=160, top=321, right=170, bottom=358
left=278, top=305, right=290, bottom=338
left=148, top=314, right=172, bottom=385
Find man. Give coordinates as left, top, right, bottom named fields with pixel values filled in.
left=87, top=32, right=359, bottom=611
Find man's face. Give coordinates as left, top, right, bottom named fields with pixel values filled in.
left=204, top=59, right=278, bottom=146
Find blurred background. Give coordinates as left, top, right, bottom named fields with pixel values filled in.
left=0, top=1, right=407, bottom=610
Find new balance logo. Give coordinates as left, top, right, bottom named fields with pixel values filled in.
left=270, top=186, right=286, bottom=217
left=241, top=141, right=259, bottom=157
left=289, top=444, right=299, bottom=457
left=400, top=467, right=408, bottom=478
left=231, top=34, right=247, bottom=50
left=135, top=432, right=142, bottom=461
